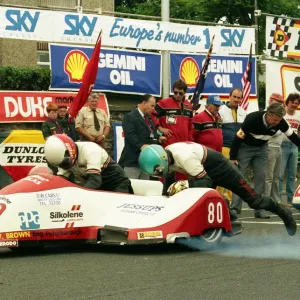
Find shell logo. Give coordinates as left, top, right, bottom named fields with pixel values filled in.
left=64, top=50, right=89, bottom=83
left=179, top=57, right=200, bottom=88
left=273, top=25, right=290, bottom=48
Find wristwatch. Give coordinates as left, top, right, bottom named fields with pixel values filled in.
left=102, top=135, right=106, bottom=139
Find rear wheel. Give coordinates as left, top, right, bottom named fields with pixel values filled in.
left=198, top=228, right=223, bottom=248
left=177, top=228, right=223, bottom=251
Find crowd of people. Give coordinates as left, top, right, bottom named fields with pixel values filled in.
left=42, top=79, right=300, bottom=236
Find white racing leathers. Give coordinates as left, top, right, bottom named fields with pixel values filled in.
left=58, top=142, right=132, bottom=193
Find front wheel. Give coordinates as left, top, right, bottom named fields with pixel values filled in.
left=177, top=228, right=223, bottom=251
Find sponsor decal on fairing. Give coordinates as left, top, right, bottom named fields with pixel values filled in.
left=137, top=231, right=163, bottom=240
left=50, top=205, right=83, bottom=228
left=0, top=231, right=30, bottom=239
left=36, top=192, right=62, bottom=206
left=117, top=203, right=164, bottom=216
left=0, top=240, right=18, bottom=248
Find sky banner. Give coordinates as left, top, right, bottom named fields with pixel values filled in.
left=0, top=6, right=255, bottom=54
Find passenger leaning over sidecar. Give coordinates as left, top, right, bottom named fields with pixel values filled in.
left=44, top=134, right=133, bottom=194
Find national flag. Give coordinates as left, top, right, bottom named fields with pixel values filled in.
left=240, top=44, right=253, bottom=111
left=68, top=31, right=102, bottom=118
left=191, top=35, right=215, bottom=111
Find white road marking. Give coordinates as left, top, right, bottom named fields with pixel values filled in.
left=241, top=221, right=300, bottom=225
left=240, top=212, right=300, bottom=219
left=242, top=221, right=284, bottom=225
left=242, top=221, right=283, bottom=225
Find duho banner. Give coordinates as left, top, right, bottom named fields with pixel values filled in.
left=0, top=91, right=109, bottom=123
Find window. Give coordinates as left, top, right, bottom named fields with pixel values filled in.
left=39, top=0, right=77, bottom=9
left=37, top=51, right=50, bottom=68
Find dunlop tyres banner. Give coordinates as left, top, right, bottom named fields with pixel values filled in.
left=266, top=16, right=300, bottom=59
left=49, top=44, right=162, bottom=96
left=0, top=6, right=255, bottom=54
left=0, top=130, right=46, bottom=182
left=0, top=91, right=109, bottom=123
left=265, top=60, right=300, bottom=107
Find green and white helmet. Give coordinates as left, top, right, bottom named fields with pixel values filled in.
left=138, top=145, right=169, bottom=177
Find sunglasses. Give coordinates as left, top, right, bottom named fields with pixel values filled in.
left=174, top=91, right=184, bottom=96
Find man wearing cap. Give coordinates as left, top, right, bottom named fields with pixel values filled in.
left=57, top=105, right=79, bottom=141
left=264, top=93, right=285, bottom=203
left=192, top=95, right=223, bottom=153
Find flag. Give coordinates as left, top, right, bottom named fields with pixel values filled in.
left=191, top=35, right=215, bottom=111
left=240, top=44, right=253, bottom=111
left=68, top=31, right=102, bottom=118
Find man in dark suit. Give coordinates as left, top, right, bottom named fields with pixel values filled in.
left=119, top=94, right=166, bottom=179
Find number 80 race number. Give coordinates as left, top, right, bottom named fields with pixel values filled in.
left=207, top=201, right=223, bottom=224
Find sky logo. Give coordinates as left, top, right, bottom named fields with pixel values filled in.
left=19, top=211, right=40, bottom=230
left=5, top=9, right=40, bottom=32
left=64, top=15, right=97, bottom=36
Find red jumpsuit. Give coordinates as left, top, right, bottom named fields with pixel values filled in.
left=192, top=109, right=223, bottom=153
left=152, top=97, right=194, bottom=147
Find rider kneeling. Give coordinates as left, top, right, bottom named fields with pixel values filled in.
left=138, top=142, right=297, bottom=236
left=44, top=134, right=133, bottom=194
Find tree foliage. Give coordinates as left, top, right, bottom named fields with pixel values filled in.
left=0, top=67, right=50, bottom=91
left=115, top=0, right=300, bottom=54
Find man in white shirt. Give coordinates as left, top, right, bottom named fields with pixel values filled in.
left=279, top=93, right=300, bottom=204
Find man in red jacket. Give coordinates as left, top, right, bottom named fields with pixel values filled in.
left=152, top=79, right=193, bottom=147
left=192, top=95, right=223, bottom=153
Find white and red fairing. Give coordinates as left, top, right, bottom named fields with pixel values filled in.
left=0, top=174, right=232, bottom=245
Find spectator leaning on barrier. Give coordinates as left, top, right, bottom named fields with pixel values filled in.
left=230, top=102, right=300, bottom=219
left=279, top=93, right=300, bottom=204
left=218, top=88, right=247, bottom=202
left=264, top=93, right=285, bottom=203
left=75, top=93, right=110, bottom=148
left=118, top=94, right=166, bottom=179
left=192, top=94, right=223, bottom=153
left=57, top=105, right=79, bottom=141
left=152, top=79, right=193, bottom=147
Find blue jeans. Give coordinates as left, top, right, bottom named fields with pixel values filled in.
left=279, top=142, right=298, bottom=203
left=231, top=144, right=267, bottom=215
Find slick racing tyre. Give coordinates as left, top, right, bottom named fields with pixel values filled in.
left=197, top=228, right=223, bottom=249
left=178, top=228, right=223, bottom=251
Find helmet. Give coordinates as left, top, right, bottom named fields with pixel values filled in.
left=44, top=134, right=77, bottom=169
left=28, top=166, right=53, bottom=176
left=138, top=145, right=169, bottom=177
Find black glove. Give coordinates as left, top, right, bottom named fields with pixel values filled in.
left=84, top=173, right=102, bottom=189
